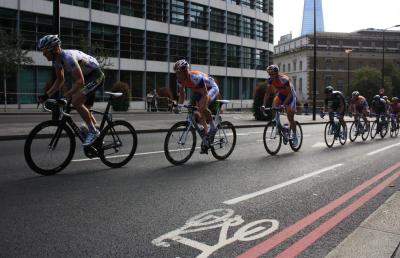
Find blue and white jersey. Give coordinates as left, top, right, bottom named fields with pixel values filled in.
left=53, top=50, right=100, bottom=76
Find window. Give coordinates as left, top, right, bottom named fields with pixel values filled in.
left=20, top=12, right=53, bottom=50
left=147, top=0, right=168, bottom=22
left=255, top=49, right=268, bottom=70
left=242, top=77, right=255, bottom=99
left=282, top=64, right=286, bottom=72
left=61, top=18, right=89, bottom=50
left=241, top=0, right=253, bottom=9
left=226, top=77, right=240, bottom=99
left=242, top=47, right=254, bottom=69
left=170, top=0, right=187, bottom=26
left=0, top=8, right=17, bottom=33
left=91, top=23, right=118, bottom=57
left=255, top=0, right=266, bottom=13
left=293, top=60, right=297, bottom=71
left=190, top=3, right=208, bottom=30
left=120, top=70, right=143, bottom=100
left=227, top=12, right=241, bottom=36
left=242, top=17, right=254, bottom=39
left=210, top=8, right=225, bottom=33
left=191, top=38, right=208, bottom=65
left=299, top=61, right=303, bottom=71
left=210, top=42, right=225, bottom=66
left=169, top=35, right=188, bottom=61
left=91, top=0, right=119, bottom=13
left=121, top=0, right=144, bottom=18
left=146, top=72, right=167, bottom=93
left=299, top=78, right=303, bottom=95
left=120, top=27, right=144, bottom=59
left=288, top=63, right=291, bottom=72
left=146, top=31, right=168, bottom=61
left=255, top=20, right=266, bottom=41
left=227, top=44, right=241, bottom=68
left=61, top=0, right=89, bottom=8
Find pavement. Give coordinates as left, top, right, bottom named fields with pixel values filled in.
left=1, top=109, right=399, bottom=257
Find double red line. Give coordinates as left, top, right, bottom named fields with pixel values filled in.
left=238, top=162, right=400, bottom=258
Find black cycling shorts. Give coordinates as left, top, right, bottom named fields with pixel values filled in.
left=82, top=68, right=105, bottom=106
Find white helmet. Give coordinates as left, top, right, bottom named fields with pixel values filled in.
left=173, top=59, right=190, bottom=72
left=38, top=35, right=61, bottom=50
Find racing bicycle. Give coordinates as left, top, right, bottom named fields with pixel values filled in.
left=320, top=112, right=347, bottom=148
left=389, top=113, right=399, bottom=138
left=24, top=92, right=137, bottom=175
left=349, top=113, right=370, bottom=142
left=164, top=100, right=236, bottom=165
left=262, top=106, right=303, bottom=155
left=370, top=113, right=388, bottom=139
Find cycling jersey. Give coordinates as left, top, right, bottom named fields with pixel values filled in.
left=371, top=98, right=386, bottom=114
left=351, top=96, right=368, bottom=112
left=325, top=91, right=346, bottom=111
left=268, top=74, right=297, bottom=112
left=390, top=102, right=400, bottom=113
left=53, top=50, right=100, bottom=76
left=177, top=71, right=219, bottom=102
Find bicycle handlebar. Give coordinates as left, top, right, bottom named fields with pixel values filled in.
left=39, top=98, right=71, bottom=117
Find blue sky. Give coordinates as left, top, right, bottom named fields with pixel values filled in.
left=274, top=0, right=400, bottom=45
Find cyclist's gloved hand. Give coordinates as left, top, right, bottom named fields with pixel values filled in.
left=259, top=105, right=265, bottom=111
left=38, top=94, right=49, bottom=103
left=349, top=112, right=353, bottom=118
left=173, top=106, right=181, bottom=114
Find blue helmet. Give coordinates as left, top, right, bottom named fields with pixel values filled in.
left=38, top=35, right=61, bottom=50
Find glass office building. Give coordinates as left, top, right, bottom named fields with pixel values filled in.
left=301, top=0, right=324, bottom=36
left=0, top=0, right=274, bottom=106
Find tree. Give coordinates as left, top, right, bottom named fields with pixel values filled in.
left=383, top=62, right=400, bottom=97
left=349, top=67, right=383, bottom=101
left=0, top=30, right=33, bottom=110
left=78, top=37, right=112, bottom=70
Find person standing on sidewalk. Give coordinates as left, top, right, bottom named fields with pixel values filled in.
left=261, top=64, right=298, bottom=145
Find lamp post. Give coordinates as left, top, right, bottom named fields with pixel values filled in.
left=312, top=0, right=317, bottom=120
left=345, top=49, right=352, bottom=95
left=382, top=25, right=400, bottom=88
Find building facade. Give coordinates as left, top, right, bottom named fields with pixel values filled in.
left=301, top=0, right=324, bottom=36
left=0, top=0, right=274, bottom=107
left=274, top=29, right=400, bottom=104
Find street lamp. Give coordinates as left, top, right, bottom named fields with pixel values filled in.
left=345, top=49, right=352, bottom=95
left=382, top=24, right=400, bottom=88
left=312, top=0, right=317, bottom=120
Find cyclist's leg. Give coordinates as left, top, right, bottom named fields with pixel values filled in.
left=207, top=87, right=219, bottom=131
left=285, top=95, right=297, bottom=133
left=84, top=92, right=97, bottom=126
left=72, top=92, right=95, bottom=132
left=197, top=94, right=210, bottom=135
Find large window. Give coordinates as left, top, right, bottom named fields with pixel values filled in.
left=227, top=12, right=241, bottom=36
left=242, top=47, right=254, bottom=69
left=210, top=8, right=225, bottom=33
left=255, top=0, right=266, bottom=13
left=255, top=20, right=267, bottom=41
left=226, top=77, right=240, bottom=99
left=255, top=49, right=269, bottom=70
left=20, top=12, right=53, bottom=50
left=120, top=70, right=143, bottom=100
left=120, top=27, right=143, bottom=59
left=91, top=23, right=118, bottom=57
left=210, top=42, right=225, bottom=67
left=190, top=3, right=208, bottom=30
left=61, top=18, right=89, bottom=49
left=242, top=77, right=255, bottom=99
left=91, top=0, right=119, bottom=13
left=146, top=0, right=168, bottom=22
left=146, top=31, right=168, bottom=61
left=61, top=0, right=89, bottom=8
left=121, top=0, right=144, bottom=18
left=241, top=0, right=253, bottom=9
left=191, top=39, right=208, bottom=65
left=146, top=72, right=167, bottom=93
left=0, top=8, right=16, bottom=33
left=170, top=0, right=188, bottom=26
left=227, top=44, right=241, bottom=68
left=170, top=35, right=188, bottom=61
left=242, top=16, right=254, bottom=39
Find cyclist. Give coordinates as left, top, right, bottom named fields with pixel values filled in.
left=37, top=35, right=105, bottom=146
left=370, top=95, right=387, bottom=133
left=261, top=64, right=298, bottom=145
left=389, top=97, right=400, bottom=129
left=349, top=91, right=369, bottom=126
left=173, top=59, right=219, bottom=153
left=322, top=86, right=347, bottom=138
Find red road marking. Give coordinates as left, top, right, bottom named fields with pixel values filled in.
left=276, top=171, right=400, bottom=258
left=237, top=162, right=400, bottom=258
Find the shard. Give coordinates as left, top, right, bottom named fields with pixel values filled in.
left=301, top=0, right=324, bottom=35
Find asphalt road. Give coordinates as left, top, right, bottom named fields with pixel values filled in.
left=1, top=124, right=399, bottom=257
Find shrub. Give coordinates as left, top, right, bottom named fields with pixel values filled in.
left=111, top=81, right=130, bottom=111
left=253, top=81, right=273, bottom=121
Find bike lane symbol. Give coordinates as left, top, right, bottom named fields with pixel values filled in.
left=152, top=209, right=279, bottom=258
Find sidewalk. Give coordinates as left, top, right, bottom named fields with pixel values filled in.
left=326, top=191, right=400, bottom=258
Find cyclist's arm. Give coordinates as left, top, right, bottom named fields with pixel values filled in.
left=177, top=84, right=185, bottom=105
left=46, top=67, right=65, bottom=97
left=282, top=82, right=294, bottom=106
left=197, top=86, right=208, bottom=111
left=65, top=66, right=84, bottom=98
left=262, top=84, right=272, bottom=106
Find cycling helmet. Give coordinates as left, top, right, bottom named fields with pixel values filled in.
left=373, top=95, right=381, bottom=101
left=38, top=35, right=61, bottom=50
left=266, top=64, right=279, bottom=73
left=324, top=85, right=334, bottom=94
left=173, top=59, right=190, bottom=72
left=383, top=95, right=388, bottom=100
left=352, top=91, right=360, bottom=98
left=392, top=97, right=399, bottom=102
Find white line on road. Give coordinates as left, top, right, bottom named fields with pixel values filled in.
left=366, top=142, right=400, bottom=156
left=312, top=142, right=327, bottom=148
left=223, top=163, right=344, bottom=205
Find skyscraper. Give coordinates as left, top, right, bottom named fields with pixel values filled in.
left=301, top=0, right=324, bottom=35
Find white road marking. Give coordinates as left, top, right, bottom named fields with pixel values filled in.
left=312, top=142, right=327, bottom=148
left=366, top=142, right=400, bottom=156
left=223, top=164, right=344, bottom=205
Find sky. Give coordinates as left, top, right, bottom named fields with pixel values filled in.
left=274, top=0, right=400, bottom=45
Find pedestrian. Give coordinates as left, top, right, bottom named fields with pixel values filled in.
left=303, top=101, right=309, bottom=115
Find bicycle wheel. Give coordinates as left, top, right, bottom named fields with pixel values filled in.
left=390, top=119, right=399, bottom=137
left=324, top=122, right=335, bottom=148
left=98, top=120, right=137, bottom=168
left=370, top=121, right=378, bottom=139
left=24, top=120, right=75, bottom=175
left=339, top=124, right=347, bottom=145
left=263, top=121, right=282, bottom=155
left=289, top=121, right=303, bottom=152
left=349, top=121, right=358, bottom=142
left=211, top=121, right=237, bottom=160
left=164, top=121, right=196, bottom=165
left=361, top=121, right=370, bottom=141
left=380, top=121, right=388, bottom=138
